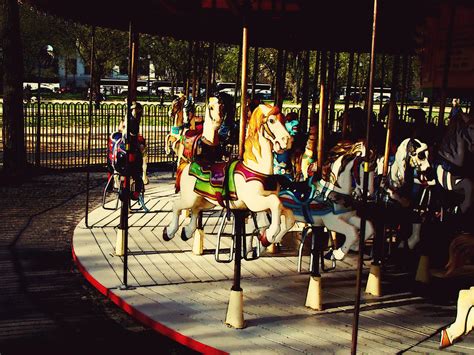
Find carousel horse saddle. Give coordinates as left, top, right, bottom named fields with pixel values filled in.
left=279, top=179, right=314, bottom=203
left=279, top=178, right=334, bottom=224
left=183, top=128, right=203, bottom=160
left=189, top=160, right=239, bottom=207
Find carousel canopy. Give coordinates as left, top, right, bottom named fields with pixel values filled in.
left=23, top=0, right=453, bottom=53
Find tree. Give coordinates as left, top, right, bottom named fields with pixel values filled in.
left=1, top=0, right=26, bottom=177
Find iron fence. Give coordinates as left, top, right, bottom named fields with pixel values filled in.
left=0, top=101, right=439, bottom=170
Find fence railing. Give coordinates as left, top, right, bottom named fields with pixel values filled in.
left=0, top=101, right=447, bottom=170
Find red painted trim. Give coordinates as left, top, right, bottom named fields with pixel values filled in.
left=72, top=244, right=228, bottom=355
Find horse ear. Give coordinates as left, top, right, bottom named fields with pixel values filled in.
left=407, top=138, right=420, bottom=156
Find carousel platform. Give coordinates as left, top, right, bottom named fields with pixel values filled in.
left=73, top=172, right=474, bottom=354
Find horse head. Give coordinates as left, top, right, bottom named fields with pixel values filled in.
left=392, top=138, right=432, bottom=188
left=205, top=95, right=226, bottom=130
left=169, top=94, right=186, bottom=127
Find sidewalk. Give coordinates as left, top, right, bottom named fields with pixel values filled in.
left=0, top=171, right=195, bottom=355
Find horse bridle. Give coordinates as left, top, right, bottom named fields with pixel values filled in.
left=206, top=99, right=224, bottom=123
left=262, top=115, right=278, bottom=142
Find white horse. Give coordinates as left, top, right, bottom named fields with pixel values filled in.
left=376, top=138, right=433, bottom=250
left=267, top=141, right=376, bottom=261
left=166, top=95, right=226, bottom=170
left=163, top=104, right=294, bottom=242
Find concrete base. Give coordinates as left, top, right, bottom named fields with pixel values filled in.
left=225, top=290, right=245, bottom=329
left=305, top=276, right=323, bottom=310
left=115, top=228, right=125, bottom=256
left=415, top=255, right=430, bottom=284
left=365, top=264, right=382, bottom=297
left=192, top=229, right=205, bottom=255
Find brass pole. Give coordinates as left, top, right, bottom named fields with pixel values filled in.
left=238, top=26, right=249, bottom=160
left=316, top=51, right=327, bottom=173
left=351, top=0, right=378, bottom=353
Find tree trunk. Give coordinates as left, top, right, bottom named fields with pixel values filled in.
left=2, top=0, right=26, bottom=178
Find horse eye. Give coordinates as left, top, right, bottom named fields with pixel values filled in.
left=417, top=151, right=426, bottom=160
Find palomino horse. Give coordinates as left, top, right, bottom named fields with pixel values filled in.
left=272, top=140, right=376, bottom=261
left=163, top=104, right=294, bottom=242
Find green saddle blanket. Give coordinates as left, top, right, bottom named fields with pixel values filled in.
left=189, top=160, right=239, bottom=207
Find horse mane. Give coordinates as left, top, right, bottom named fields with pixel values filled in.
left=322, top=140, right=366, bottom=183
left=244, top=104, right=283, bottom=163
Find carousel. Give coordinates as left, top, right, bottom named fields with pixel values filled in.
left=25, top=0, right=474, bottom=353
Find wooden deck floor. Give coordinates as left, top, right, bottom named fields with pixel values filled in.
left=73, top=173, right=474, bottom=354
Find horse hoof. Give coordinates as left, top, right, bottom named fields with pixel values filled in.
left=163, top=227, right=172, bottom=241
left=181, top=228, right=190, bottom=241
left=439, top=329, right=453, bottom=349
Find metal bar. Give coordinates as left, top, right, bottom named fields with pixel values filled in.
left=251, top=47, right=258, bottom=100
left=192, top=42, right=198, bottom=101
left=274, top=49, right=284, bottom=109
left=35, top=65, right=41, bottom=166
left=85, top=26, right=95, bottom=228
left=300, top=50, right=310, bottom=133
left=120, top=21, right=139, bottom=289
left=353, top=53, right=361, bottom=107
left=382, top=56, right=400, bottom=177
left=232, top=210, right=244, bottom=291
left=342, top=52, right=354, bottom=138
left=400, top=54, right=408, bottom=121
left=206, top=42, right=214, bottom=103
left=310, top=51, right=320, bottom=127
left=185, top=41, right=193, bottom=98
left=238, top=25, right=248, bottom=160
left=328, top=52, right=337, bottom=132
left=379, top=54, right=385, bottom=114
left=316, top=51, right=327, bottom=173
left=234, top=43, right=243, bottom=112
left=438, top=4, right=456, bottom=126
left=352, top=0, right=378, bottom=353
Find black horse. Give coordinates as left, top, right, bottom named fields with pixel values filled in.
left=432, top=113, right=474, bottom=231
